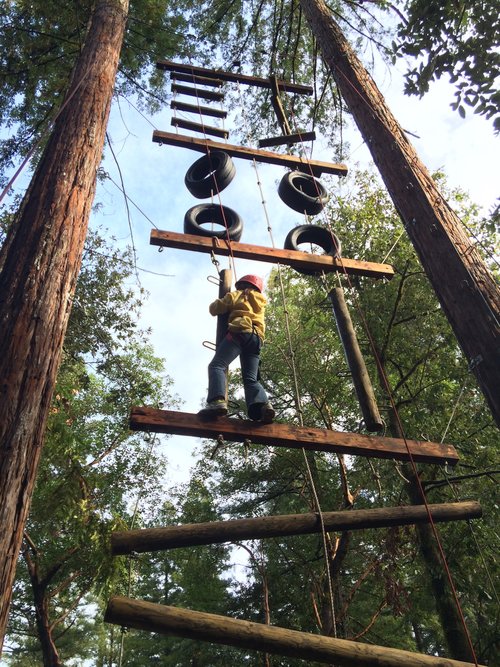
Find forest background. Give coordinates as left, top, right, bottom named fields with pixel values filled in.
left=0, top=0, right=498, bottom=665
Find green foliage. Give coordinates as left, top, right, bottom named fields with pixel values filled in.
left=5, top=229, right=176, bottom=666
left=394, top=0, right=500, bottom=131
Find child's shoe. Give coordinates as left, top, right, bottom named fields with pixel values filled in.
left=198, top=399, right=228, bottom=418
left=259, top=403, right=275, bottom=424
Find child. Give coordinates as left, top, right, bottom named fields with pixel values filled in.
left=199, top=274, right=275, bottom=423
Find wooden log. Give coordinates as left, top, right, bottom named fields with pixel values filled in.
left=152, top=130, right=348, bottom=176
left=329, top=287, right=383, bottom=431
left=129, top=408, right=459, bottom=465
left=270, top=74, right=292, bottom=135
left=171, top=71, right=223, bottom=88
left=157, top=59, right=313, bottom=95
left=258, top=131, right=316, bottom=148
left=171, top=83, right=224, bottom=102
left=105, top=596, right=484, bottom=666
left=215, top=269, right=232, bottom=347
left=111, top=501, right=481, bottom=554
left=171, top=100, right=227, bottom=119
left=150, top=230, right=395, bottom=280
left=171, top=117, right=229, bottom=140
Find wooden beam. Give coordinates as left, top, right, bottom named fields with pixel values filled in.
left=171, top=100, right=227, bottom=119
left=171, top=71, right=223, bottom=88
left=105, top=597, right=484, bottom=666
left=270, top=74, right=292, bottom=135
left=157, top=59, right=314, bottom=95
left=171, top=83, right=224, bottom=102
left=258, top=131, right=316, bottom=148
left=171, top=117, right=228, bottom=140
left=129, top=408, right=459, bottom=465
left=149, top=230, right=395, bottom=280
left=152, top=130, right=348, bottom=176
left=111, top=501, right=481, bottom=554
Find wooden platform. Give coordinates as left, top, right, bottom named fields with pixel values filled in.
left=150, top=230, right=394, bottom=280
left=111, top=501, right=480, bottom=554
left=130, top=408, right=459, bottom=465
left=152, top=130, right=347, bottom=176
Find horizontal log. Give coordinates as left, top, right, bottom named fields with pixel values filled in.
left=171, top=83, right=224, bottom=102
left=111, top=501, right=481, bottom=554
left=171, top=100, right=228, bottom=119
left=150, top=230, right=394, bottom=280
left=129, top=408, right=459, bottom=465
left=171, top=117, right=229, bottom=139
left=258, top=131, right=316, bottom=148
left=152, top=130, right=347, bottom=176
left=105, top=597, right=484, bottom=667
left=157, top=59, right=313, bottom=95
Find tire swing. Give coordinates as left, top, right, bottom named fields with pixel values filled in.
left=184, top=204, right=243, bottom=241
left=185, top=151, right=236, bottom=199
left=284, top=224, right=341, bottom=275
left=278, top=170, right=329, bottom=215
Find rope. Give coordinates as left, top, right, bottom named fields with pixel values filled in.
left=237, top=83, right=339, bottom=636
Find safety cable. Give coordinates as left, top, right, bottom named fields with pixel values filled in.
left=237, top=82, right=339, bottom=637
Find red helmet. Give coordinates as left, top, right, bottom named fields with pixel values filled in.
left=235, top=274, right=263, bottom=292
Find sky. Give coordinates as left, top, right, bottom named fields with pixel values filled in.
left=90, top=54, right=499, bottom=489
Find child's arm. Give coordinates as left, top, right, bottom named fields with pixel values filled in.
left=209, top=291, right=236, bottom=316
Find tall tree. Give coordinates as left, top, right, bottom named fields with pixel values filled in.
left=297, top=0, right=500, bottom=428
left=0, top=0, right=129, bottom=651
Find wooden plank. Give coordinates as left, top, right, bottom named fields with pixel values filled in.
left=171, top=71, right=223, bottom=88
left=171, top=83, right=224, bottom=102
left=152, top=130, right=347, bottom=176
left=149, top=230, right=395, bottom=280
left=111, top=502, right=481, bottom=554
left=171, top=100, right=227, bottom=119
left=157, top=59, right=314, bottom=95
left=129, top=408, right=459, bottom=465
left=171, top=117, right=228, bottom=140
left=105, top=597, right=484, bottom=666
left=258, top=131, right=316, bottom=148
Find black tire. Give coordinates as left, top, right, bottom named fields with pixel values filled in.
left=284, top=224, right=341, bottom=275
left=185, top=151, right=236, bottom=199
left=278, top=171, right=329, bottom=215
left=184, top=204, right=244, bottom=241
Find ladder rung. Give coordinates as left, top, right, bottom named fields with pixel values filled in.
left=258, top=131, right=316, bottom=148
left=171, top=100, right=227, bottom=119
left=171, top=71, right=223, bottom=88
left=171, top=83, right=224, bottom=102
left=171, top=117, right=228, bottom=140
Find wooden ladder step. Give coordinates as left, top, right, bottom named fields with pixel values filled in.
left=152, top=130, right=347, bottom=176
left=258, top=130, right=316, bottom=148
left=171, top=117, right=228, bottom=139
left=171, top=71, right=223, bottom=88
left=171, top=83, right=224, bottom=102
left=150, top=230, right=395, bottom=280
left=111, top=501, right=480, bottom=555
left=129, top=408, right=459, bottom=465
left=171, top=100, right=227, bottom=119
left=105, top=596, right=484, bottom=666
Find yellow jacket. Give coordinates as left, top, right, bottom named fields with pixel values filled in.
left=209, top=289, right=266, bottom=340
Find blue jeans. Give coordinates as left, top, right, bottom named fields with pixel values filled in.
left=208, top=332, right=269, bottom=417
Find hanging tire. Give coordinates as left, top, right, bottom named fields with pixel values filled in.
left=284, top=224, right=341, bottom=275
left=278, top=171, right=329, bottom=215
left=185, top=151, right=236, bottom=199
left=184, top=204, right=243, bottom=241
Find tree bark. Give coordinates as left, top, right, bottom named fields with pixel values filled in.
left=299, top=0, right=500, bottom=428
left=0, top=0, right=129, bottom=653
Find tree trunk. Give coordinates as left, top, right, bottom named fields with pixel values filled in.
left=299, top=0, right=500, bottom=428
left=0, top=0, right=129, bottom=653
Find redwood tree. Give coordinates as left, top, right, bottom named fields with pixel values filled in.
left=0, top=0, right=129, bottom=651
left=298, top=0, right=500, bottom=428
